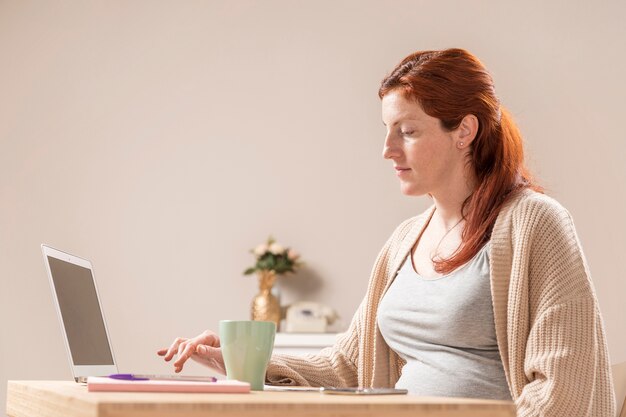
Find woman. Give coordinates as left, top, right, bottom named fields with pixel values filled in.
left=158, top=48, right=615, bottom=416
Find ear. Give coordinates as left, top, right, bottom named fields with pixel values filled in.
left=455, top=114, right=479, bottom=150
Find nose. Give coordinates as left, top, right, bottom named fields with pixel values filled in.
left=382, top=133, right=398, bottom=160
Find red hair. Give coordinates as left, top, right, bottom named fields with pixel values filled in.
left=379, top=48, right=543, bottom=274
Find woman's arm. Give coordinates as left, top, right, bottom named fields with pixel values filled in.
left=265, top=302, right=363, bottom=387
left=514, top=203, right=615, bottom=417
left=517, top=297, right=614, bottom=416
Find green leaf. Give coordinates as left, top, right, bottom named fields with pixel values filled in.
left=243, top=267, right=256, bottom=275
left=258, top=256, right=276, bottom=270
left=275, top=257, right=287, bottom=271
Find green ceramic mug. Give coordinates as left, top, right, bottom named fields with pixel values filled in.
left=219, top=320, right=276, bottom=391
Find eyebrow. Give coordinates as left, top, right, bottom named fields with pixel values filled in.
left=382, top=118, right=419, bottom=127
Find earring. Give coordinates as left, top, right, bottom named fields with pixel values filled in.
left=458, top=142, right=464, bottom=148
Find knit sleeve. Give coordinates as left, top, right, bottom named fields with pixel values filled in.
left=514, top=201, right=615, bottom=417
left=264, top=301, right=361, bottom=387
left=516, top=297, right=614, bottom=416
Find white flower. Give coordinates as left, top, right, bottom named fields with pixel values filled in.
left=269, top=243, right=284, bottom=254
left=287, top=249, right=300, bottom=261
left=253, top=244, right=268, bottom=256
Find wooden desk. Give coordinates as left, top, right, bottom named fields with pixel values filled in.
left=7, top=381, right=516, bottom=417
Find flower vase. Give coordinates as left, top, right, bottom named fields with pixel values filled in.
left=251, top=270, right=281, bottom=330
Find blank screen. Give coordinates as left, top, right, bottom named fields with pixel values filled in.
left=48, top=256, right=114, bottom=365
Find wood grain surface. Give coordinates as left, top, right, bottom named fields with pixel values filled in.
left=7, top=380, right=516, bottom=417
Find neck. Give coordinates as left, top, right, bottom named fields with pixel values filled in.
left=430, top=172, right=477, bottom=230
left=430, top=196, right=467, bottom=230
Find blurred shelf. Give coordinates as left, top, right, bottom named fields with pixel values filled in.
left=274, top=333, right=338, bottom=355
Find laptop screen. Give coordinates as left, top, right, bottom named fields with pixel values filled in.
left=47, top=256, right=114, bottom=366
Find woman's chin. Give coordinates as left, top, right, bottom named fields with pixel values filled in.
left=400, top=183, right=427, bottom=197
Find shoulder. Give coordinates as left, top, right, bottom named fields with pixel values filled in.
left=509, top=188, right=569, bottom=217
left=492, top=188, right=585, bottom=279
left=502, top=188, right=576, bottom=234
left=504, top=189, right=593, bottom=305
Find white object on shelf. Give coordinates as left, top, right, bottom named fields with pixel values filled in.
left=273, top=333, right=338, bottom=356
left=284, top=301, right=338, bottom=333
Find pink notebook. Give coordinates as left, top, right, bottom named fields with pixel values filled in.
left=87, top=376, right=250, bottom=393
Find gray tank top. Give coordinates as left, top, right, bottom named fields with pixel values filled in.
left=377, top=241, right=511, bottom=400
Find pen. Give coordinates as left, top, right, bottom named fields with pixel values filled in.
left=109, top=374, right=217, bottom=382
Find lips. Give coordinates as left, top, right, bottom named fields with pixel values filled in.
left=394, top=167, right=411, bottom=177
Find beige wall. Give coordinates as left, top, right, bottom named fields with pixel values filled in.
left=1, top=0, right=625, bottom=412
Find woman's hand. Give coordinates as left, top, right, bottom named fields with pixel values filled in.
left=157, top=330, right=226, bottom=375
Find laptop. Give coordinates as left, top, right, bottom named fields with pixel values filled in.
left=41, top=244, right=215, bottom=384
left=42, top=244, right=118, bottom=382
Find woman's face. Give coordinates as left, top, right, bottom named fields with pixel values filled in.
left=381, top=90, right=464, bottom=197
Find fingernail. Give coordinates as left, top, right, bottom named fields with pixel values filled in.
left=197, top=345, right=205, bottom=354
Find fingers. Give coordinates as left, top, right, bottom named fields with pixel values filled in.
left=195, top=344, right=214, bottom=358
left=194, top=344, right=223, bottom=365
left=193, top=345, right=226, bottom=375
left=173, top=340, right=197, bottom=372
left=161, top=337, right=188, bottom=362
left=157, top=331, right=221, bottom=373
left=156, top=348, right=174, bottom=356
left=199, top=330, right=221, bottom=348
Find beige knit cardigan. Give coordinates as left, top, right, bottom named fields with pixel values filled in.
left=266, top=189, right=616, bottom=416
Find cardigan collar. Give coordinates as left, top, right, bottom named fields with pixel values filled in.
left=383, top=205, right=435, bottom=296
